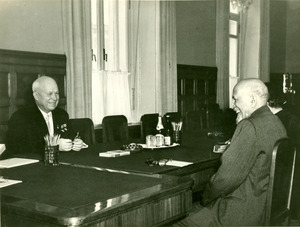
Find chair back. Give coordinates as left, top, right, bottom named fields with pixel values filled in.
left=205, top=104, right=222, bottom=129
left=265, top=138, right=296, bottom=226
left=102, top=115, right=129, bottom=143
left=140, top=113, right=159, bottom=138
left=164, top=112, right=182, bottom=123
left=68, top=118, right=95, bottom=145
left=185, top=111, right=205, bottom=131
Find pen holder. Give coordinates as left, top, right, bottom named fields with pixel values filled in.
left=172, top=130, right=182, bottom=144
left=44, top=145, right=59, bottom=166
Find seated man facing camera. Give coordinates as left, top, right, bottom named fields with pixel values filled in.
left=3, top=76, right=84, bottom=159
left=174, top=78, right=287, bottom=227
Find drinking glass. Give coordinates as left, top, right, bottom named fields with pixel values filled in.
left=172, top=130, right=182, bottom=144
left=44, top=145, right=59, bottom=166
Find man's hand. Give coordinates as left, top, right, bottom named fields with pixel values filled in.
left=58, top=138, right=73, bottom=151
left=72, top=138, right=83, bottom=151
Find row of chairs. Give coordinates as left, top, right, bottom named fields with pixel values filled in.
left=71, top=112, right=182, bottom=145
left=102, top=112, right=182, bottom=143
left=75, top=106, right=234, bottom=145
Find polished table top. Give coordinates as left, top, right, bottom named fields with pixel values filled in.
left=1, top=162, right=193, bottom=226
left=58, top=130, right=221, bottom=175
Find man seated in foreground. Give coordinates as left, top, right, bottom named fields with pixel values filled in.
left=174, top=78, right=287, bottom=226
left=3, top=76, right=84, bottom=159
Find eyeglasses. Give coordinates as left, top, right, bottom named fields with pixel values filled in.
left=145, top=158, right=172, bottom=167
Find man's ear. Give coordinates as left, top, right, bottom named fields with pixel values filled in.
left=33, top=91, right=39, bottom=101
left=250, top=95, right=256, bottom=107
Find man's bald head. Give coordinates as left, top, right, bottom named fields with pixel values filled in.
left=32, top=76, right=57, bottom=93
left=234, top=78, right=269, bottom=105
left=232, top=78, right=269, bottom=119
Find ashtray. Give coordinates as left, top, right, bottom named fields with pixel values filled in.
left=123, top=143, right=143, bottom=153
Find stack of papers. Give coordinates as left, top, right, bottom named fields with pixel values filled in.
left=99, top=150, right=130, bottom=158
left=0, top=158, right=39, bottom=168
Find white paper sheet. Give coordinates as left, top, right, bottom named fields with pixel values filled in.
left=139, top=143, right=180, bottom=149
left=0, top=158, right=39, bottom=168
left=0, top=144, right=6, bottom=155
left=99, top=150, right=130, bottom=158
left=165, top=160, right=193, bottom=167
left=0, top=179, right=22, bottom=188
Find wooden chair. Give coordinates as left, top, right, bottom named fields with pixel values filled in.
left=205, top=104, right=222, bottom=129
left=140, top=113, right=159, bottom=138
left=68, top=118, right=95, bottom=145
left=102, top=115, right=129, bottom=143
left=185, top=111, right=204, bottom=131
left=265, top=138, right=296, bottom=226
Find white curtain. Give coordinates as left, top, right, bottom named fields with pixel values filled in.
left=216, top=0, right=230, bottom=109
left=128, top=0, right=141, bottom=122
left=259, top=0, right=270, bottom=82
left=239, top=0, right=269, bottom=81
left=128, top=0, right=177, bottom=121
left=239, top=4, right=250, bottom=79
left=61, top=0, right=92, bottom=119
left=92, top=70, right=131, bottom=124
left=239, top=0, right=263, bottom=80
left=159, top=0, right=177, bottom=114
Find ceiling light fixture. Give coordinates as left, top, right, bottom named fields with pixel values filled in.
left=231, top=0, right=253, bottom=12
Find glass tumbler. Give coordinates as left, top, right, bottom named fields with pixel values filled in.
left=172, top=130, right=182, bottom=144
left=44, top=145, right=59, bottom=166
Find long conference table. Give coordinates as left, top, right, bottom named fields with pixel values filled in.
left=0, top=130, right=222, bottom=226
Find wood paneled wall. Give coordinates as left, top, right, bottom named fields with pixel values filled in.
left=177, top=64, right=218, bottom=115
left=0, top=49, right=66, bottom=143
left=177, top=64, right=218, bottom=129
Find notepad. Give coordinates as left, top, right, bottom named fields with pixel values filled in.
left=0, top=158, right=39, bottom=168
left=99, top=150, right=130, bottom=158
left=165, top=160, right=193, bottom=167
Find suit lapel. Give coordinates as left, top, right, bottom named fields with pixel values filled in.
left=32, top=105, right=49, bottom=136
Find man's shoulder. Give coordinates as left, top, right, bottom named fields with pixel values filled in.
left=10, top=106, right=39, bottom=120
left=52, top=107, right=69, bottom=119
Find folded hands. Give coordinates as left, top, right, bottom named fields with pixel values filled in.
left=58, top=138, right=84, bottom=152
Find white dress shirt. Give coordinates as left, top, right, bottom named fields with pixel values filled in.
left=39, top=108, right=54, bottom=136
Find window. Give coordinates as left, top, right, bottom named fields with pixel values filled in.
left=91, top=0, right=131, bottom=126
left=91, top=0, right=128, bottom=71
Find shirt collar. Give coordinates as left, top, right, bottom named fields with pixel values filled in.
left=38, top=107, right=52, bottom=120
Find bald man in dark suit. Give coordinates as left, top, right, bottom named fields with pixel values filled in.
left=4, top=76, right=83, bottom=159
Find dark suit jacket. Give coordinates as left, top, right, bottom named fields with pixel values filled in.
left=202, top=106, right=287, bottom=226
left=4, top=105, right=72, bottom=159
